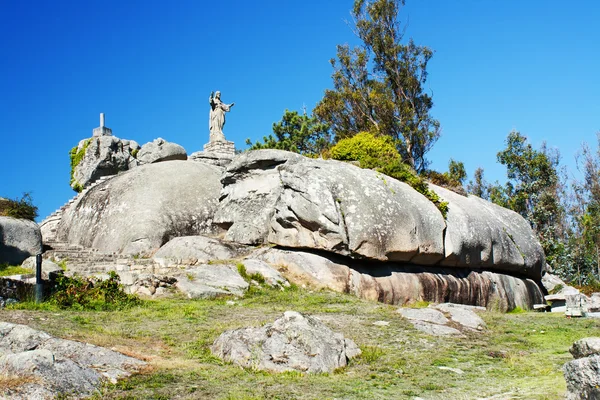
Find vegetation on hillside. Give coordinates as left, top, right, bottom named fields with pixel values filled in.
left=70, top=138, right=91, bottom=193
left=0, top=192, right=38, bottom=221
left=330, top=132, right=448, bottom=217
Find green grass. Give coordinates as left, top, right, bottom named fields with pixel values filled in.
left=3, top=285, right=598, bottom=399
left=0, top=264, right=33, bottom=276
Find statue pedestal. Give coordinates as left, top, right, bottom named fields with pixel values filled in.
left=203, top=140, right=235, bottom=158
left=92, top=126, right=112, bottom=137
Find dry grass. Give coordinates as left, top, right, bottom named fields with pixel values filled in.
left=0, top=372, right=38, bottom=391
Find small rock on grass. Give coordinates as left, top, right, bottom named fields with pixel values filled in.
left=211, top=311, right=361, bottom=373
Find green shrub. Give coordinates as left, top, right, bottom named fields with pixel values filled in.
left=70, top=138, right=91, bottom=192
left=237, top=263, right=266, bottom=285
left=330, top=133, right=449, bottom=217
left=0, top=193, right=38, bottom=221
left=329, top=131, right=398, bottom=168
left=49, top=271, right=140, bottom=310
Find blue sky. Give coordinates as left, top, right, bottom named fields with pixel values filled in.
left=1, top=0, right=599, bottom=221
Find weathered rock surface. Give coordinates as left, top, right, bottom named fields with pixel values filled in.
left=153, top=235, right=251, bottom=267
left=0, top=322, right=145, bottom=399
left=57, top=160, right=222, bottom=255
left=215, top=150, right=446, bottom=264
left=72, top=135, right=139, bottom=190
left=430, top=185, right=544, bottom=280
left=175, top=264, right=249, bottom=298
left=137, top=138, right=187, bottom=164
left=397, top=303, right=485, bottom=336
left=241, top=258, right=289, bottom=287
left=570, top=337, right=600, bottom=359
left=397, top=308, right=449, bottom=325
left=434, top=303, right=486, bottom=330
left=256, top=248, right=544, bottom=311
left=0, top=217, right=42, bottom=265
left=211, top=311, right=361, bottom=373
left=215, top=150, right=544, bottom=280
left=564, top=353, right=600, bottom=399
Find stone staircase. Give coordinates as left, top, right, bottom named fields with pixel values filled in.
left=39, top=175, right=116, bottom=243
left=43, top=241, right=157, bottom=276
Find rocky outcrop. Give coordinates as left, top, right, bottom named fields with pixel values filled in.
left=216, top=150, right=445, bottom=262
left=137, top=138, right=187, bottom=164
left=398, top=303, right=486, bottom=336
left=71, top=136, right=139, bottom=190
left=175, top=264, right=249, bottom=299
left=255, top=247, right=543, bottom=311
left=211, top=311, right=361, bottom=373
left=0, top=322, right=145, bottom=399
left=570, top=337, right=600, bottom=359
left=564, top=337, right=600, bottom=399
left=430, top=184, right=544, bottom=280
left=0, top=217, right=42, bottom=265
left=214, top=150, right=544, bottom=280
left=57, top=160, right=222, bottom=255
left=153, top=235, right=251, bottom=267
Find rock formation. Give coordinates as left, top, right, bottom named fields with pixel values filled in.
left=57, top=160, right=222, bottom=255
left=0, top=216, right=42, bottom=265
left=215, top=150, right=544, bottom=280
left=0, top=322, right=145, bottom=399
left=137, top=137, right=187, bottom=164
left=254, top=247, right=543, bottom=310
left=211, top=311, right=361, bottom=373
left=564, top=337, right=600, bottom=399
left=40, top=147, right=549, bottom=310
left=397, top=303, right=486, bottom=336
left=71, top=135, right=139, bottom=190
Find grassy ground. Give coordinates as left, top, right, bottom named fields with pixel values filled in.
left=3, top=285, right=598, bottom=400
left=0, top=264, right=32, bottom=276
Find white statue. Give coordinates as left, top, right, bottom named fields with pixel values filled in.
left=209, top=91, right=235, bottom=142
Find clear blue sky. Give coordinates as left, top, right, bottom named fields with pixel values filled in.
left=1, top=0, right=599, bottom=221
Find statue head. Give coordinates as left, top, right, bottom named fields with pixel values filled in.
left=215, top=91, right=221, bottom=99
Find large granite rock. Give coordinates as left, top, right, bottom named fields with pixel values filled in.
left=175, top=264, right=249, bottom=298
left=71, top=135, right=139, bottom=190
left=211, top=311, right=361, bottom=373
left=255, top=247, right=543, bottom=311
left=153, top=235, right=251, bottom=267
left=430, top=184, right=544, bottom=280
left=214, top=150, right=544, bottom=280
left=215, top=150, right=446, bottom=264
left=0, top=322, right=145, bottom=399
left=57, top=160, right=221, bottom=255
left=137, top=138, right=187, bottom=164
left=0, top=217, right=42, bottom=265
left=564, top=338, right=600, bottom=399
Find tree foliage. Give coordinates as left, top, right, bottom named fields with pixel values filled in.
left=568, top=134, right=600, bottom=282
left=424, top=159, right=467, bottom=195
left=314, top=0, right=440, bottom=172
left=466, top=167, right=490, bottom=200
left=246, top=110, right=331, bottom=156
left=495, top=131, right=566, bottom=268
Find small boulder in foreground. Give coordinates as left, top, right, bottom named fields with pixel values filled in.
left=211, top=311, right=361, bottom=373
